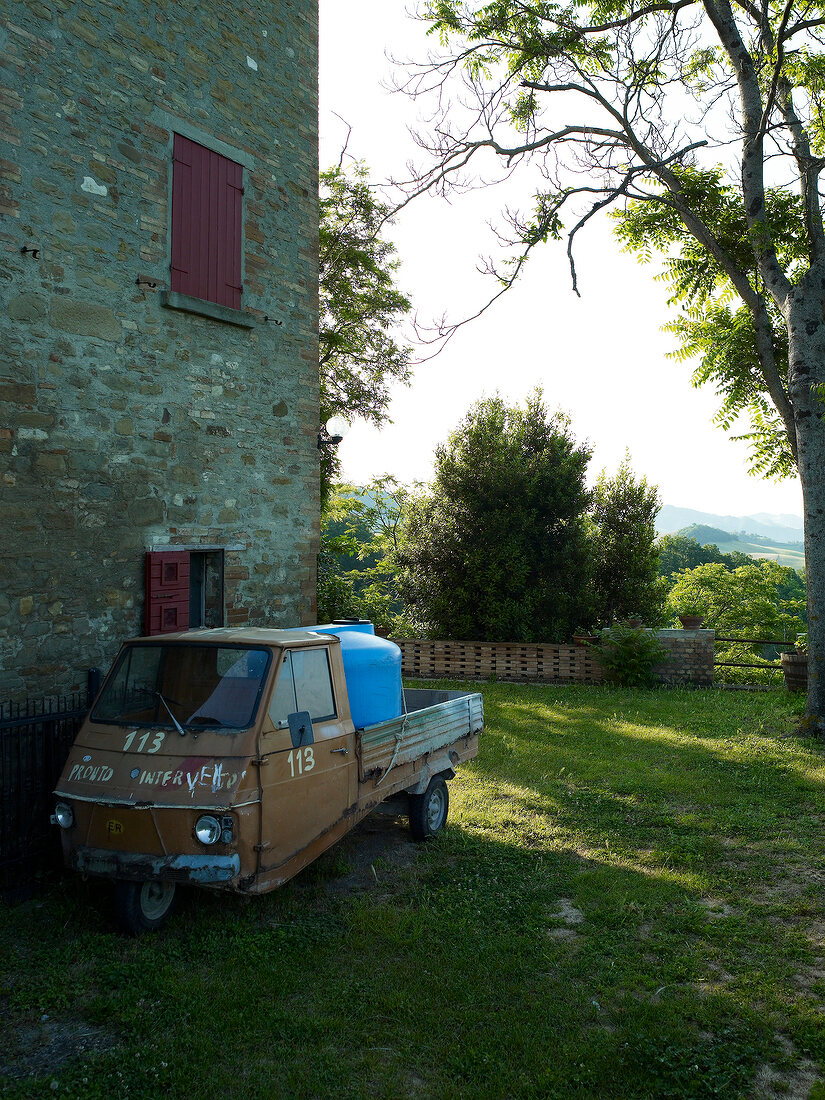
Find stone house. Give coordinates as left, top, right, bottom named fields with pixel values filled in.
left=0, top=0, right=320, bottom=699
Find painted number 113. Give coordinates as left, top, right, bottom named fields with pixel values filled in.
left=122, top=730, right=165, bottom=754
left=287, top=747, right=315, bottom=777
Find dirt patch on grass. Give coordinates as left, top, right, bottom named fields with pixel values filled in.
left=693, top=962, right=735, bottom=998
left=700, top=897, right=736, bottom=920
left=753, top=1036, right=822, bottom=1100
left=549, top=898, right=585, bottom=925
left=547, top=927, right=580, bottom=943
left=545, top=898, right=584, bottom=942
left=296, top=813, right=420, bottom=898
left=791, top=960, right=825, bottom=993
left=0, top=1014, right=118, bottom=1080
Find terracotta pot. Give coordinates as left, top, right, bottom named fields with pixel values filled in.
left=572, top=634, right=599, bottom=646
left=679, top=614, right=704, bottom=630
left=781, top=650, right=808, bottom=692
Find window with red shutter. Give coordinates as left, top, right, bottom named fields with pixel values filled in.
left=170, top=134, right=243, bottom=310
left=145, top=551, right=191, bottom=635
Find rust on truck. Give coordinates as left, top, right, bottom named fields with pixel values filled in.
left=52, top=626, right=482, bottom=933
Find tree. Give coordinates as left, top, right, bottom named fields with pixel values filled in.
left=319, top=161, right=413, bottom=490
left=396, top=390, right=593, bottom=641
left=317, top=479, right=418, bottom=634
left=406, top=2, right=825, bottom=728
left=589, top=456, right=665, bottom=626
left=657, top=535, right=728, bottom=577
left=656, top=535, right=754, bottom=576
left=667, top=560, right=806, bottom=638
left=667, top=559, right=806, bottom=683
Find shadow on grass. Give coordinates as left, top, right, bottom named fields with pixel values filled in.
left=449, top=681, right=822, bottom=847
left=2, top=813, right=806, bottom=1100
left=1, top=681, right=821, bottom=1099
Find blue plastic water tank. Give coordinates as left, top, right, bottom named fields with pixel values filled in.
left=310, top=620, right=375, bottom=636
left=311, top=624, right=402, bottom=729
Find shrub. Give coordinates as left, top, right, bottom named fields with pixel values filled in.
left=594, top=623, right=667, bottom=688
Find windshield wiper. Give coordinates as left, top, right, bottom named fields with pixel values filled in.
left=155, top=691, right=186, bottom=737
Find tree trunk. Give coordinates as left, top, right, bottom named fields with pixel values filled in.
left=788, top=301, right=825, bottom=732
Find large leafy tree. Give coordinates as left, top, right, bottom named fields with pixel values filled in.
left=667, top=560, right=806, bottom=635
left=396, top=390, right=593, bottom=641
left=657, top=535, right=734, bottom=576
left=319, top=162, right=413, bottom=489
left=403, top=0, right=825, bottom=729
left=657, top=533, right=764, bottom=575
left=590, top=456, right=665, bottom=626
left=317, top=478, right=417, bottom=633
left=667, top=559, right=807, bottom=682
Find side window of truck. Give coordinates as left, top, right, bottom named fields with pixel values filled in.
left=268, top=649, right=336, bottom=728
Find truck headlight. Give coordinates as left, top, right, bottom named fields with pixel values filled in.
left=51, top=802, right=74, bottom=829
left=195, top=815, right=221, bottom=845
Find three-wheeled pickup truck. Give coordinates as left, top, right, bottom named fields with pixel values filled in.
left=52, top=623, right=482, bottom=932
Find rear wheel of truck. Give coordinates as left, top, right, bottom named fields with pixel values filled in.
left=114, top=880, right=177, bottom=935
left=409, top=776, right=449, bottom=841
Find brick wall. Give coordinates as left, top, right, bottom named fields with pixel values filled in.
left=653, top=629, right=715, bottom=686
left=0, top=0, right=320, bottom=698
left=396, top=630, right=715, bottom=687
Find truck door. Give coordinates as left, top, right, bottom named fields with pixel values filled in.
left=257, top=646, right=354, bottom=873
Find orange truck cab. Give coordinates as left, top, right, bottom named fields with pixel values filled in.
left=52, top=624, right=482, bottom=933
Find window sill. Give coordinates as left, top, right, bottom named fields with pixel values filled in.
left=160, top=290, right=257, bottom=328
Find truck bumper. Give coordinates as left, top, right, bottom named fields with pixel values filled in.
left=70, top=846, right=240, bottom=885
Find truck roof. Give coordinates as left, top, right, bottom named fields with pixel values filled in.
left=130, top=627, right=339, bottom=648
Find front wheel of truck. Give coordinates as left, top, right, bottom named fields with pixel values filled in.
left=115, top=880, right=177, bottom=935
left=409, top=776, right=449, bottom=841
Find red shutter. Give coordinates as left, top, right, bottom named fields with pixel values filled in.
left=170, top=134, right=243, bottom=310
left=145, top=551, right=191, bottom=636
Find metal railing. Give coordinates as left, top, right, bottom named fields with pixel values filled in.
left=713, top=635, right=795, bottom=676
left=0, top=671, right=99, bottom=901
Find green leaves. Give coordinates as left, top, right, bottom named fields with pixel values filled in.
left=396, top=390, right=593, bottom=642
left=590, top=456, right=665, bottom=627
left=593, top=624, right=668, bottom=687
left=318, top=479, right=419, bottom=635
left=614, top=170, right=805, bottom=479
left=319, top=163, right=413, bottom=429
left=665, top=560, right=806, bottom=638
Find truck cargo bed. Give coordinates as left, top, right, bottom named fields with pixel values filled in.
left=358, top=688, right=483, bottom=783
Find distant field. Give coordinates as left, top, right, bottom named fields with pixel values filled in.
left=717, top=537, right=805, bottom=568
left=677, top=524, right=806, bottom=568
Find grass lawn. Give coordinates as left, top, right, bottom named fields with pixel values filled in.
left=2, top=683, right=825, bottom=1099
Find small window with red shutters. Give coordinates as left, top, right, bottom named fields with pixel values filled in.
left=170, top=133, right=243, bottom=310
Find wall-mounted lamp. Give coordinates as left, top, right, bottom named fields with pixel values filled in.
left=20, top=246, right=39, bottom=259
left=317, top=416, right=349, bottom=450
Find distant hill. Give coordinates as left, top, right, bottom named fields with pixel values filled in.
left=680, top=524, right=737, bottom=545
left=674, top=523, right=805, bottom=569
left=657, top=505, right=803, bottom=544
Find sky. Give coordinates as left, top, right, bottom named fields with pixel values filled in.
left=317, top=2, right=805, bottom=523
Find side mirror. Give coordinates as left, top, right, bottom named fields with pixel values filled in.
left=287, top=710, right=314, bottom=748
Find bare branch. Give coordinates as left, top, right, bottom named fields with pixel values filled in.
left=581, top=0, right=698, bottom=31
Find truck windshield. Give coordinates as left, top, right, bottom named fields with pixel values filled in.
left=91, top=644, right=271, bottom=732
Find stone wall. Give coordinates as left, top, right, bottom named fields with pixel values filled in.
left=395, top=630, right=716, bottom=687
left=0, top=0, right=320, bottom=698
